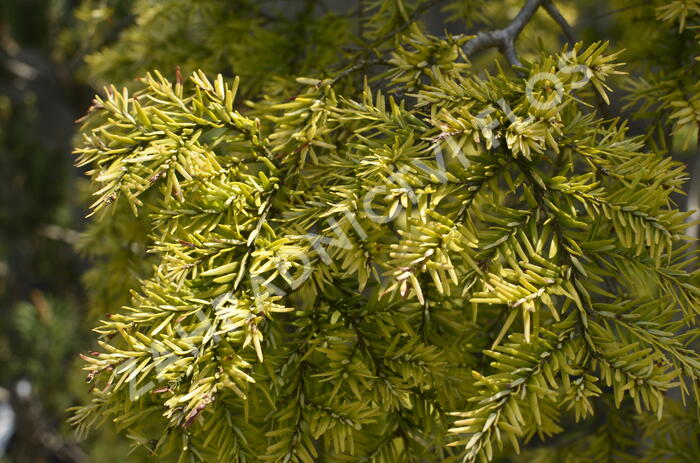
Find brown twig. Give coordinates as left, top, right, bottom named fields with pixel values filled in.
left=330, top=57, right=386, bottom=85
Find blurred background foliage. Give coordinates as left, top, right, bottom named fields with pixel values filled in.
left=0, top=0, right=698, bottom=462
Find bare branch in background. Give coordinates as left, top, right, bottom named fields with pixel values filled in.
left=462, top=0, right=574, bottom=66
left=543, top=1, right=576, bottom=44
left=462, top=0, right=547, bottom=66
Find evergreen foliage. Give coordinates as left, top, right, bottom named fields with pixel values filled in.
left=68, top=1, right=700, bottom=462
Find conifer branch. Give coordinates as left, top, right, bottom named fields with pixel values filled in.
left=370, top=0, right=448, bottom=47
left=332, top=0, right=446, bottom=84
left=66, top=3, right=700, bottom=462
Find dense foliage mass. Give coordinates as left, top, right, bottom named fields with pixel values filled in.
left=62, top=0, right=700, bottom=462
